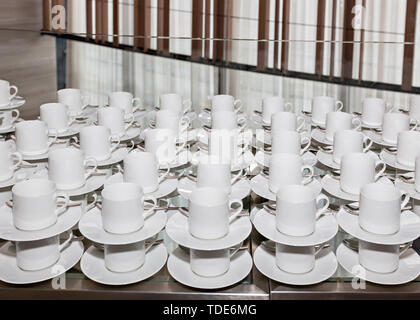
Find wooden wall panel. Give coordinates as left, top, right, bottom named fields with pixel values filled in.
left=157, top=0, right=170, bottom=54
left=113, top=0, right=119, bottom=46
left=281, top=0, right=290, bottom=74
left=257, top=0, right=270, bottom=71
left=341, top=0, right=355, bottom=79
left=315, top=0, right=326, bottom=76
left=192, top=0, right=204, bottom=59
left=402, top=0, right=418, bottom=91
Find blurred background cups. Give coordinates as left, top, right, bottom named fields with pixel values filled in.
left=108, top=91, right=141, bottom=118
left=0, top=109, right=19, bottom=130
left=211, top=94, right=242, bottom=113
left=382, top=112, right=415, bottom=144
left=57, top=88, right=88, bottom=117
left=15, top=120, right=57, bottom=155
left=325, top=111, right=361, bottom=142
left=276, top=244, right=324, bottom=274
left=311, top=96, right=343, bottom=126
left=333, top=130, right=372, bottom=164
left=271, top=131, right=310, bottom=156
left=98, top=107, right=133, bottom=136
left=397, top=131, right=420, bottom=167
left=0, top=80, right=18, bottom=106
left=361, top=98, right=387, bottom=126
left=79, top=126, right=121, bottom=161
left=160, top=93, right=191, bottom=115
left=0, top=141, right=21, bottom=182
left=40, top=103, right=74, bottom=134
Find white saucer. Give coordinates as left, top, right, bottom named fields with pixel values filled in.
left=0, top=205, right=82, bottom=241
left=254, top=245, right=338, bottom=286
left=0, top=96, right=26, bottom=110
left=321, top=175, right=359, bottom=202
left=337, top=208, right=420, bottom=245
left=0, top=240, right=84, bottom=285
left=167, top=247, right=252, bottom=290
left=251, top=207, right=338, bottom=246
left=379, top=150, right=414, bottom=171
left=119, top=127, right=141, bottom=141
left=96, top=148, right=129, bottom=167
left=361, top=121, right=382, bottom=130
left=165, top=212, right=252, bottom=251
left=316, top=150, right=340, bottom=170
left=311, top=119, right=326, bottom=129
left=364, top=130, right=396, bottom=147
left=54, top=121, right=90, bottom=138
left=78, top=207, right=167, bottom=245
left=80, top=243, right=167, bottom=286
left=105, top=172, right=178, bottom=199
left=250, top=174, right=322, bottom=201
left=196, top=129, right=253, bottom=147
left=158, top=150, right=192, bottom=169
left=336, top=243, right=420, bottom=285
left=0, top=120, right=22, bottom=134
left=395, top=179, right=420, bottom=201
left=177, top=177, right=250, bottom=201
left=193, top=149, right=255, bottom=172
left=140, top=128, right=197, bottom=143
left=311, top=128, right=332, bottom=145
left=0, top=165, right=37, bottom=188
left=255, top=150, right=317, bottom=168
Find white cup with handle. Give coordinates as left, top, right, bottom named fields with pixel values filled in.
left=325, top=111, right=361, bottom=142
left=79, top=126, right=121, bottom=161
left=15, top=120, right=58, bottom=155
left=212, top=110, right=246, bottom=131
left=196, top=161, right=242, bottom=194
left=40, top=103, right=75, bottom=134
left=397, top=131, right=420, bottom=167
left=160, top=93, right=191, bottom=115
left=0, top=110, right=19, bottom=130
left=361, top=98, right=388, bottom=126
left=276, top=244, right=325, bottom=274
left=256, top=97, right=293, bottom=125
left=144, top=128, right=187, bottom=164
left=98, top=107, right=134, bottom=136
left=271, top=130, right=311, bottom=156
left=311, top=96, right=343, bottom=126
left=153, top=109, right=190, bottom=134
left=0, top=141, right=22, bottom=182
left=333, top=130, right=372, bottom=164
left=271, top=111, right=305, bottom=133
left=108, top=91, right=142, bottom=118
left=208, top=129, right=248, bottom=165
left=57, top=88, right=89, bottom=117
left=0, top=80, right=18, bottom=106
left=382, top=112, right=417, bottom=144
left=211, top=95, right=242, bottom=114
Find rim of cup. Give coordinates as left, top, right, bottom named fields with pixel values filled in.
left=190, top=187, right=229, bottom=207
left=361, top=182, right=401, bottom=202
left=12, top=179, right=56, bottom=198
left=101, top=182, right=141, bottom=201
left=276, top=185, right=313, bottom=203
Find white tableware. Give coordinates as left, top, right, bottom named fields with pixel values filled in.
left=154, top=109, right=190, bottom=134
left=321, top=175, right=359, bottom=202
left=325, top=111, right=361, bottom=142
left=207, top=129, right=248, bottom=165
left=311, top=96, right=343, bottom=126
left=397, top=131, right=420, bottom=167
left=212, top=110, right=246, bottom=131
left=98, top=107, right=134, bottom=136
left=211, top=94, right=242, bottom=113
left=196, top=161, right=242, bottom=194
left=333, top=130, right=372, bottom=164
left=159, top=93, right=191, bottom=115
left=0, top=80, right=18, bottom=106
left=271, top=130, right=310, bottom=156
left=382, top=112, right=417, bottom=145
left=409, top=95, right=420, bottom=121
left=395, top=178, right=420, bottom=201
left=311, top=128, right=332, bottom=145
left=15, top=120, right=57, bottom=156
left=144, top=128, right=186, bottom=164
left=0, top=141, right=21, bottom=182
left=362, top=98, right=387, bottom=126
left=189, top=187, right=243, bottom=240
left=276, top=243, right=326, bottom=274
left=255, top=97, right=293, bottom=125
left=57, top=88, right=88, bottom=116
left=193, top=148, right=254, bottom=172
left=270, top=111, right=305, bottom=133
left=358, top=240, right=403, bottom=274
left=101, top=182, right=158, bottom=234
left=79, top=125, right=121, bottom=161
left=40, top=103, right=75, bottom=134
left=108, top=91, right=141, bottom=118
left=0, top=109, right=19, bottom=130
left=379, top=149, right=414, bottom=171
left=255, top=150, right=317, bottom=169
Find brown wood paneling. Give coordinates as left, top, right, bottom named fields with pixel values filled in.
left=341, top=0, right=355, bottom=79
left=95, top=0, right=103, bottom=43
left=257, top=0, right=270, bottom=71
left=225, top=0, right=233, bottom=63
left=204, top=0, right=211, bottom=59
left=139, top=0, right=151, bottom=51
left=86, top=0, right=92, bottom=39
left=102, top=0, right=108, bottom=43
left=358, top=0, right=365, bottom=83
left=192, top=0, right=204, bottom=59
left=315, top=0, right=326, bottom=76
left=281, top=0, right=290, bottom=74
left=402, top=0, right=418, bottom=91
left=329, top=0, right=337, bottom=79
left=113, top=0, right=119, bottom=46
left=134, top=0, right=140, bottom=48
left=42, top=0, right=51, bottom=31
left=213, top=0, right=226, bottom=61
left=273, top=0, right=280, bottom=70
left=157, top=0, right=170, bottom=55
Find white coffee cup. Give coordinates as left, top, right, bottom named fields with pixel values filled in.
left=196, top=161, right=242, bottom=194
left=57, top=88, right=88, bottom=116
left=212, top=110, right=246, bottom=131
left=0, top=109, right=19, bottom=130
left=257, top=96, right=293, bottom=124
left=362, top=98, right=388, bottom=126
left=415, top=156, right=420, bottom=193
left=154, top=109, right=190, bottom=134
left=15, top=120, right=58, bottom=155
left=104, top=236, right=158, bottom=273
left=144, top=128, right=187, bottom=164
left=276, top=185, right=330, bottom=236
left=311, top=96, right=343, bottom=126
left=12, top=179, right=70, bottom=231
left=397, top=131, right=420, bottom=167
left=358, top=240, right=401, bottom=273
left=101, top=182, right=158, bottom=234
left=160, top=93, right=191, bottom=115
left=333, top=130, right=372, bottom=164
left=359, top=182, right=410, bottom=235
left=410, top=95, right=420, bottom=121
left=382, top=112, right=416, bottom=144
left=108, top=91, right=141, bottom=117
left=40, top=103, right=75, bottom=134
left=16, top=231, right=73, bottom=271
left=98, top=107, right=134, bottom=136
left=208, top=129, right=247, bottom=165
left=189, top=187, right=243, bottom=240
left=190, top=243, right=242, bottom=277
left=79, top=126, right=121, bottom=161
left=211, top=95, right=242, bottom=113
left=276, top=244, right=324, bottom=274
left=0, top=80, right=18, bottom=106
left=340, top=152, right=386, bottom=195
left=269, top=153, right=314, bottom=194
left=325, top=111, right=361, bottom=142
left=123, top=151, right=170, bottom=193
left=48, top=148, right=98, bottom=190
left=271, top=111, right=305, bottom=133
left=271, top=131, right=311, bottom=156
left=0, top=141, right=22, bottom=182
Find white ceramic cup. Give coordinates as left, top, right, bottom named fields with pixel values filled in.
left=333, top=130, right=372, bottom=164
left=271, top=131, right=311, bottom=156
left=0, top=110, right=19, bottom=130
left=276, top=244, right=324, bottom=274
left=101, top=182, right=158, bottom=234
left=359, top=182, right=410, bottom=235
left=40, top=103, right=75, bottom=134
left=154, top=109, right=190, bottom=134
left=98, top=107, right=134, bottom=136
left=48, top=148, right=98, bottom=190
left=311, top=96, right=343, bottom=126
left=211, top=95, right=242, bottom=113
left=0, top=141, right=22, bottom=182
left=410, top=95, right=420, bottom=121
left=269, top=153, right=314, bottom=194
left=340, top=152, right=386, bottom=195
left=325, top=111, right=361, bottom=142
left=257, top=97, right=293, bottom=124
left=189, top=187, right=243, bottom=240
left=12, top=179, right=70, bottom=231
left=362, top=98, right=387, bottom=126
left=123, top=151, right=170, bottom=193
left=0, top=80, right=18, bottom=106
left=144, top=128, right=187, bottom=164
left=276, top=185, right=330, bottom=236
left=212, top=110, right=246, bottom=131
left=271, top=111, right=305, bottom=133
left=397, top=131, right=420, bottom=167
left=415, top=156, right=420, bottom=193
left=16, top=231, right=73, bottom=271
left=57, top=88, right=88, bottom=116
left=15, top=120, right=58, bottom=155
left=382, top=112, right=416, bottom=144
left=160, top=93, right=191, bottom=115
left=358, top=240, right=401, bottom=273
left=108, top=91, right=141, bottom=117
left=79, top=126, right=121, bottom=161
left=208, top=129, right=247, bottom=165
left=190, top=243, right=242, bottom=277
left=104, top=236, right=158, bottom=273
left=196, top=162, right=242, bottom=194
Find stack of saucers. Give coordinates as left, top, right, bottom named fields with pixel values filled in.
left=252, top=185, right=338, bottom=285
left=166, top=187, right=252, bottom=289
left=0, top=79, right=25, bottom=135
left=79, top=182, right=167, bottom=285
left=337, top=182, right=420, bottom=285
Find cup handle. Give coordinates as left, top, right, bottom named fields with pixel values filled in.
left=67, top=114, right=77, bottom=127
left=183, top=99, right=192, bottom=114
left=314, top=243, right=327, bottom=256
left=237, top=116, right=247, bottom=132
left=158, top=162, right=170, bottom=184
left=180, top=116, right=191, bottom=133
left=11, top=110, right=19, bottom=123
left=411, top=119, right=419, bottom=131
left=47, top=129, right=58, bottom=147
left=85, top=193, right=98, bottom=212
left=84, top=157, right=98, bottom=180
left=335, top=101, right=343, bottom=111
left=10, top=152, right=22, bottom=171
left=145, top=234, right=159, bottom=254
left=301, top=165, right=314, bottom=185
left=124, top=114, right=135, bottom=131
left=132, top=97, right=142, bottom=112
left=143, top=195, right=158, bottom=220
left=81, top=96, right=90, bottom=109
left=399, top=242, right=412, bottom=256
left=284, top=102, right=294, bottom=113
left=297, top=115, right=306, bottom=132
left=400, top=190, right=410, bottom=210
left=374, top=160, right=387, bottom=181
left=55, top=192, right=70, bottom=217
left=58, top=230, right=73, bottom=252
left=228, top=199, right=243, bottom=224
left=363, top=136, right=373, bottom=153
left=352, top=117, right=362, bottom=131
left=70, top=136, right=80, bottom=148
left=315, top=194, right=330, bottom=219
left=9, top=86, right=18, bottom=101
left=229, top=241, right=244, bottom=258
left=300, top=137, right=311, bottom=155
left=109, top=134, right=121, bottom=153
left=234, top=99, right=242, bottom=113
left=231, top=169, right=243, bottom=185
left=175, top=136, right=187, bottom=156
